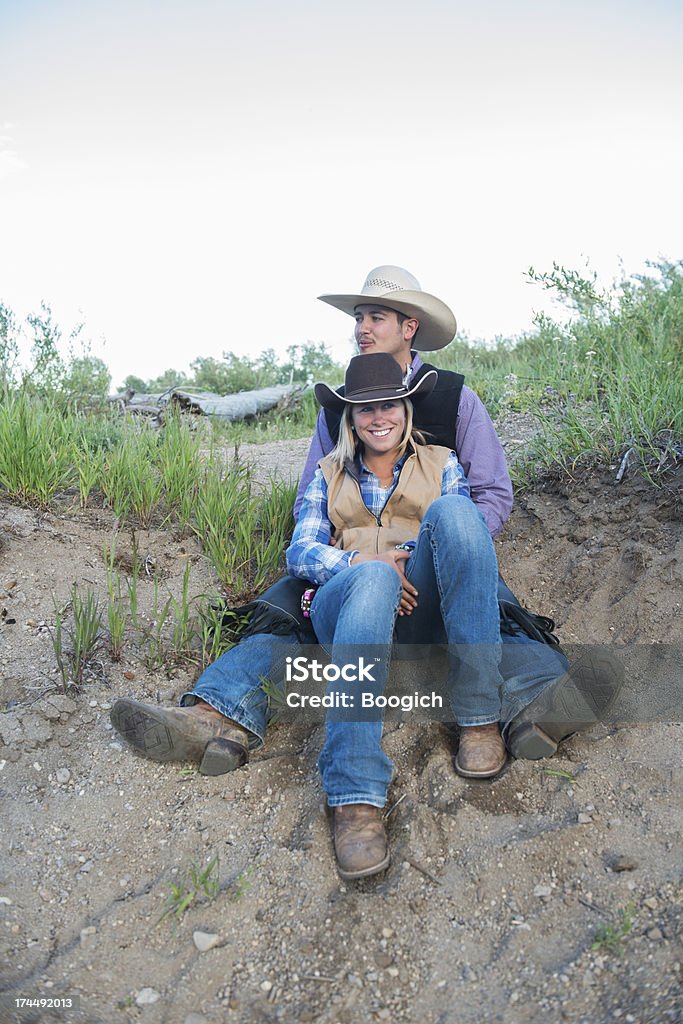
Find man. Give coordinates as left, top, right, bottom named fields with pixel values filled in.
left=111, top=267, right=619, bottom=878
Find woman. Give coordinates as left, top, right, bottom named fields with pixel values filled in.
left=286, top=352, right=506, bottom=880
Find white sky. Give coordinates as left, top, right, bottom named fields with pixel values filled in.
left=1, top=0, right=682, bottom=387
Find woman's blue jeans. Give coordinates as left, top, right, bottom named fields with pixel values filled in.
left=310, top=495, right=503, bottom=806
left=183, top=496, right=573, bottom=809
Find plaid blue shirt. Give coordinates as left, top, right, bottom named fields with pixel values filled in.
left=286, top=450, right=470, bottom=585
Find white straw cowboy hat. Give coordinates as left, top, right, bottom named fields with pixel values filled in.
left=315, top=352, right=437, bottom=415
left=318, top=265, right=456, bottom=352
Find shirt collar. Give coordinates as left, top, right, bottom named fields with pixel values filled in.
left=405, top=350, right=423, bottom=383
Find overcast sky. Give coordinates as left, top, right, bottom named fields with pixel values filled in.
left=1, top=0, right=681, bottom=387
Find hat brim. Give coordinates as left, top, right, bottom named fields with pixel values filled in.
left=314, top=368, right=438, bottom=415
left=318, top=289, right=456, bottom=351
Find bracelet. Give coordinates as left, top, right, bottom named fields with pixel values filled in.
left=301, top=588, right=316, bottom=618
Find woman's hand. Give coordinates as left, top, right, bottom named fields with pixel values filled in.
left=349, top=550, right=418, bottom=615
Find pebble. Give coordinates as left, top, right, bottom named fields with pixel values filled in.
left=135, top=988, right=160, bottom=1006
left=0, top=897, right=12, bottom=906
left=260, top=980, right=272, bottom=992
left=56, top=768, right=71, bottom=785
left=193, top=931, right=220, bottom=952
left=381, top=927, right=394, bottom=938
left=80, top=926, right=97, bottom=945
left=184, top=1015, right=208, bottom=1024
left=647, top=928, right=663, bottom=941
left=533, top=884, right=552, bottom=898
left=643, top=897, right=658, bottom=910
left=611, top=855, right=638, bottom=872
left=577, top=813, right=593, bottom=824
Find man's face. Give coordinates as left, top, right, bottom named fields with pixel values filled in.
left=353, top=304, right=418, bottom=365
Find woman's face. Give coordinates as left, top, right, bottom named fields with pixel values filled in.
left=351, top=399, right=407, bottom=457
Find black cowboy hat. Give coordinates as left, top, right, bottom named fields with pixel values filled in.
left=314, top=353, right=437, bottom=415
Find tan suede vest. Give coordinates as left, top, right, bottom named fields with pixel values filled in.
left=319, top=445, right=452, bottom=555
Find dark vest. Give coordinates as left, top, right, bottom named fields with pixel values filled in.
left=324, top=362, right=465, bottom=450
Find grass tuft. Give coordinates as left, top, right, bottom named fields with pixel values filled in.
left=158, top=855, right=220, bottom=924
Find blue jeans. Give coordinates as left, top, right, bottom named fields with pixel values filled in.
left=184, top=620, right=568, bottom=745
left=310, top=495, right=503, bottom=806
left=184, top=496, right=569, bottom=804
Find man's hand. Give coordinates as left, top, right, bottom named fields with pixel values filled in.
left=349, top=550, right=418, bottom=615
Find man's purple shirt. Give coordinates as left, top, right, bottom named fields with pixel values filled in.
left=294, top=352, right=513, bottom=537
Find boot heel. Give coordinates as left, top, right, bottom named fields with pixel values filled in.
left=508, top=723, right=558, bottom=760
left=200, top=738, right=248, bottom=776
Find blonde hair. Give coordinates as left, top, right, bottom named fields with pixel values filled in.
left=329, top=398, right=427, bottom=469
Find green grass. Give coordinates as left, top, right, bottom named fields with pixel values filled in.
left=1, top=257, right=680, bottom=681
left=0, top=393, right=76, bottom=506
left=158, top=855, right=220, bottom=924
left=51, top=585, right=103, bottom=689
left=591, top=903, right=636, bottom=956
left=432, top=259, right=683, bottom=484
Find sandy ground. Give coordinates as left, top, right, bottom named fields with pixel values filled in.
left=0, top=426, right=681, bottom=1024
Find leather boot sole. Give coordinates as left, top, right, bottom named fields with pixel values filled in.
left=506, top=648, right=625, bottom=759
left=337, top=851, right=391, bottom=882
left=110, top=700, right=248, bottom=776
left=453, top=755, right=507, bottom=779
left=507, top=722, right=558, bottom=760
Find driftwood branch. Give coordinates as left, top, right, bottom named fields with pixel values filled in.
left=106, top=385, right=305, bottom=423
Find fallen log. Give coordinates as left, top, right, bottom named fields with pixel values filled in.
left=107, top=384, right=304, bottom=422
left=170, top=385, right=301, bottom=421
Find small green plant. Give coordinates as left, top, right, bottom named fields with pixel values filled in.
left=591, top=903, right=636, bottom=956
left=196, top=601, right=247, bottom=667
left=158, top=856, right=220, bottom=923
left=106, top=583, right=128, bottom=662
left=51, top=585, right=103, bottom=688
left=71, top=433, right=104, bottom=508
left=191, top=460, right=254, bottom=593
left=101, top=427, right=163, bottom=526
left=138, top=563, right=200, bottom=670
left=157, top=409, right=202, bottom=525
left=168, top=560, right=196, bottom=661
left=126, top=550, right=141, bottom=629
left=259, top=673, right=290, bottom=726
left=140, top=575, right=173, bottom=671
left=230, top=867, right=253, bottom=901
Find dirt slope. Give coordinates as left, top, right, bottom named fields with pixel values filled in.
left=0, top=434, right=681, bottom=1024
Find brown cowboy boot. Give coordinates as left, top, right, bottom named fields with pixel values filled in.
left=454, top=723, right=506, bottom=779
left=110, top=698, right=249, bottom=776
left=332, top=804, right=390, bottom=880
